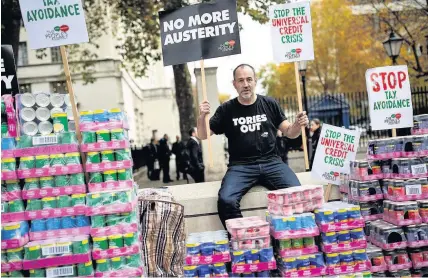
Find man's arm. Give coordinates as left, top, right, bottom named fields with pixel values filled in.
left=197, top=100, right=224, bottom=140
left=279, top=112, right=309, bottom=139
left=197, top=115, right=214, bottom=140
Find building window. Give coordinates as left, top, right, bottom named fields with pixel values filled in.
left=18, top=42, right=28, bottom=66
left=51, top=47, right=61, bottom=63
left=19, top=84, right=31, bottom=93
left=50, top=81, right=68, bottom=93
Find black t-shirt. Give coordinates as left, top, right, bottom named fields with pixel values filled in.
left=210, top=95, right=287, bottom=166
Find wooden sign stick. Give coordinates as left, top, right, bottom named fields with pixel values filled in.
left=294, top=62, right=310, bottom=170
left=392, top=128, right=397, bottom=137
left=200, top=59, right=214, bottom=168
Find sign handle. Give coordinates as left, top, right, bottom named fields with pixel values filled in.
left=200, top=59, right=214, bottom=168
left=392, top=128, right=397, bottom=137
left=324, top=183, right=332, bottom=202
left=294, top=62, right=310, bottom=170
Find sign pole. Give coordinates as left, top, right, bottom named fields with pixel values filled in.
left=200, top=59, right=214, bottom=168
left=324, top=184, right=332, bottom=202
left=392, top=128, right=397, bottom=137
left=294, top=62, right=310, bottom=170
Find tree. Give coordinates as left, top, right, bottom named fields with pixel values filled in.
left=259, top=0, right=389, bottom=96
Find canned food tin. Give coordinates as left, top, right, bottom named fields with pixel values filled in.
left=77, top=261, right=93, bottom=276
left=108, top=108, right=122, bottom=121
left=60, top=132, right=77, bottom=144
left=88, top=193, right=103, bottom=207
left=73, top=237, right=90, bottom=254
left=117, top=169, right=133, bottom=181
left=1, top=122, right=8, bottom=137
left=29, top=269, right=45, bottom=277
left=8, top=200, right=24, bottom=212
left=96, top=259, right=110, bottom=272
left=117, top=191, right=130, bottom=203
left=6, top=248, right=24, bottom=262
left=42, top=197, right=57, bottom=209
left=20, top=93, right=36, bottom=107
left=38, top=121, right=53, bottom=135
left=303, top=237, right=315, bottom=247
left=71, top=194, right=86, bottom=206
left=35, top=93, right=50, bottom=107
left=54, top=175, right=69, bottom=187
left=96, top=130, right=111, bottom=142
left=60, top=216, right=74, bottom=229
left=52, top=113, right=69, bottom=132
left=88, top=172, right=103, bottom=184
left=111, top=129, right=125, bottom=141
left=56, top=240, right=72, bottom=255
left=20, top=107, right=36, bottom=122
left=101, top=151, right=115, bottom=162
left=126, top=254, right=141, bottom=268
left=123, top=232, right=138, bottom=246
left=6, top=180, right=20, bottom=192
left=93, top=110, right=109, bottom=123
left=93, top=237, right=108, bottom=251
left=50, top=107, right=64, bottom=118
left=115, top=149, right=131, bottom=161
left=27, top=199, right=42, bottom=211
left=46, top=218, right=61, bottom=230
left=122, top=211, right=136, bottom=223
left=31, top=220, right=46, bottom=233
left=9, top=271, right=24, bottom=277
left=50, top=154, right=65, bottom=167
left=75, top=215, right=90, bottom=227
left=2, top=158, right=16, bottom=172
left=35, top=155, right=50, bottom=168
left=70, top=173, right=85, bottom=185
left=111, top=256, right=125, bottom=270
left=65, top=152, right=81, bottom=165
left=91, top=215, right=105, bottom=228
left=79, top=111, right=94, bottom=123
left=87, top=152, right=101, bottom=164
left=82, top=131, right=96, bottom=144
left=292, top=238, right=304, bottom=249
left=108, top=235, right=124, bottom=249
left=50, top=94, right=65, bottom=107
left=35, top=107, right=51, bottom=122
left=1, top=250, right=6, bottom=263
left=103, top=170, right=117, bottom=182
left=57, top=195, right=72, bottom=208
left=105, top=214, right=121, bottom=226
left=16, top=135, right=33, bottom=148
left=22, top=122, right=38, bottom=136
left=20, top=156, right=35, bottom=170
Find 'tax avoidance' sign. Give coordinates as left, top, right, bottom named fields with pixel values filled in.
left=366, top=66, right=413, bottom=131
left=159, top=0, right=241, bottom=66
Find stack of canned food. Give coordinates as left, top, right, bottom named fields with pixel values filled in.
left=413, top=114, right=428, bottom=135
left=1, top=95, right=17, bottom=139
left=17, top=92, right=75, bottom=136
left=1, top=221, right=30, bottom=277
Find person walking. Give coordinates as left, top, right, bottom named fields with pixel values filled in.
left=147, top=138, right=160, bottom=180
left=187, top=128, right=205, bottom=183
left=309, top=118, right=322, bottom=170
left=158, top=134, right=173, bottom=183
left=172, top=135, right=187, bottom=181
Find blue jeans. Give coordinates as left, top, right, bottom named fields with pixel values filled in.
left=217, top=159, right=301, bottom=228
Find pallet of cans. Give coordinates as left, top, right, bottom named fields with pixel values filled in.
left=1, top=95, right=18, bottom=138
left=349, top=160, right=384, bottom=181
left=24, top=261, right=95, bottom=278
left=267, top=212, right=320, bottom=239
left=16, top=92, right=75, bottom=136
left=325, top=249, right=371, bottom=275
left=231, top=247, right=275, bottom=276
left=1, top=221, right=30, bottom=273
left=1, top=157, right=18, bottom=182
left=274, top=236, right=319, bottom=258
left=355, top=201, right=383, bottom=222
left=368, top=220, right=408, bottom=250
left=185, top=230, right=231, bottom=265
left=367, top=135, right=428, bottom=160
left=420, top=200, right=428, bottom=223
left=409, top=247, right=428, bottom=269
left=383, top=200, right=422, bottom=226
left=13, top=132, right=79, bottom=157
left=184, top=264, right=228, bottom=277
left=266, top=185, right=323, bottom=216
left=321, top=227, right=367, bottom=253
left=314, top=202, right=365, bottom=233
left=2, top=179, right=22, bottom=202
left=404, top=224, right=428, bottom=248
left=383, top=178, right=428, bottom=201
left=412, top=114, right=428, bottom=135
left=278, top=252, right=326, bottom=277
left=347, top=179, right=384, bottom=202
left=1, top=195, right=25, bottom=222
left=79, top=108, right=129, bottom=131
left=366, top=244, right=388, bottom=273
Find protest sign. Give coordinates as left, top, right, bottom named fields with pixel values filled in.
left=159, top=0, right=241, bottom=66
left=269, top=1, right=314, bottom=63
left=365, top=66, right=413, bottom=131
left=311, top=124, right=360, bottom=185
left=19, top=0, right=89, bottom=49
left=1, top=45, right=20, bottom=96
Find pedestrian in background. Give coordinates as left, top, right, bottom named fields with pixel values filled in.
left=172, top=135, right=187, bottom=181
left=158, top=134, right=173, bottom=183
left=187, top=128, right=205, bottom=183
left=309, top=118, right=321, bottom=170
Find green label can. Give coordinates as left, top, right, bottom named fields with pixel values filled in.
left=87, top=152, right=101, bottom=164
left=57, top=195, right=72, bottom=208
left=2, top=202, right=8, bottom=213
left=82, top=132, right=96, bottom=144
left=6, top=248, right=24, bottom=262
left=72, top=237, right=90, bottom=254
left=50, top=154, right=65, bottom=167
left=61, top=132, right=77, bottom=144
left=70, top=173, right=85, bottom=185
left=303, top=237, right=315, bottom=247
left=39, top=177, right=54, bottom=189
left=96, top=259, right=110, bottom=273
left=110, top=129, right=125, bottom=141
left=77, top=261, right=94, bottom=276
left=6, top=180, right=21, bottom=192
left=1, top=250, right=6, bottom=263
left=1, top=158, right=16, bottom=172
left=35, top=155, right=50, bottom=169
left=19, top=157, right=34, bottom=170
left=89, top=172, right=103, bottom=183
left=88, top=193, right=103, bottom=207
left=16, top=136, right=33, bottom=149
left=8, top=200, right=24, bottom=213
left=93, top=237, right=108, bottom=251
left=8, top=271, right=24, bottom=278
left=108, top=235, right=124, bottom=249
left=126, top=254, right=141, bottom=268
left=96, top=130, right=111, bottom=142
left=124, top=232, right=138, bottom=247
left=117, top=191, right=130, bottom=203
left=65, top=153, right=81, bottom=165
left=52, top=113, right=69, bottom=133
left=27, top=199, right=42, bottom=211
left=91, top=215, right=105, bottom=228
left=105, top=214, right=121, bottom=226
left=115, top=149, right=131, bottom=161
left=110, top=256, right=125, bottom=270
left=1, top=122, right=8, bottom=137
left=101, top=151, right=115, bottom=162
left=292, top=238, right=304, bottom=249
left=101, top=192, right=114, bottom=206
left=54, top=175, right=69, bottom=187
left=117, top=169, right=132, bottom=181
left=122, top=211, right=136, bottom=224
left=29, top=269, right=45, bottom=277
left=103, top=170, right=117, bottom=182
left=24, top=244, right=42, bottom=260
left=42, top=197, right=57, bottom=209
left=71, top=194, right=86, bottom=206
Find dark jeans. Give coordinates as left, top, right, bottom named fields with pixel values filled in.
left=217, top=159, right=301, bottom=228
left=160, top=159, right=171, bottom=183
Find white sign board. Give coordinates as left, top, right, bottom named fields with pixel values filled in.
left=311, top=124, right=360, bottom=185
left=365, top=65, right=413, bottom=130
left=19, top=0, right=89, bottom=49
left=269, top=1, right=314, bottom=63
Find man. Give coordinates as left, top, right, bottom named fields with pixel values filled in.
left=197, top=64, right=309, bottom=228
left=171, top=135, right=187, bottom=181
left=146, top=138, right=159, bottom=180
left=187, top=128, right=205, bottom=183
left=158, top=134, right=173, bottom=183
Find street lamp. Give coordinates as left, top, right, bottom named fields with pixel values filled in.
left=298, top=60, right=309, bottom=115
left=383, top=30, right=404, bottom=65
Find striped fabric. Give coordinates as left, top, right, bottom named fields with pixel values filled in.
left=138, top=189, right=185, bottom=277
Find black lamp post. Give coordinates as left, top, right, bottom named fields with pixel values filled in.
left=298, top=60, right=309, bottom=115
left=383, top=30, right=404, bottom=65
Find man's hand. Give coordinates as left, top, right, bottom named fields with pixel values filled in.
left=295, top=111, right=309, bottom=127
left=199, top=101, right=211, bottom=116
